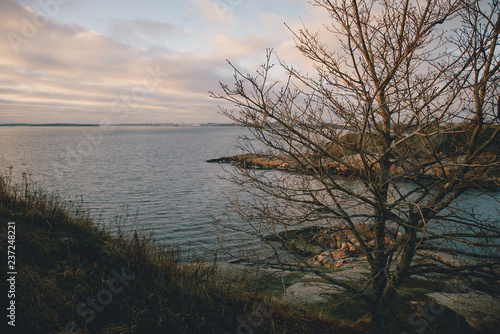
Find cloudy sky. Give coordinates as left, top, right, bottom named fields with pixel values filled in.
left=0, top=0, right=330, bottom=124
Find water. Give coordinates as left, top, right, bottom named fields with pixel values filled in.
left=1, top=126, right=498, bottom=262
left=0, top=126, right=249, bottom=259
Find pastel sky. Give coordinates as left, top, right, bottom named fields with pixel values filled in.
left=0, top=0, right=330, bottom=124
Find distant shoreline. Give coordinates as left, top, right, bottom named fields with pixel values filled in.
left=0, top=123, right=238, bottom=127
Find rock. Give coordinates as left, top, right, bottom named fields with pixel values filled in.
left=384, top=236, right=395, bottom=246
left=290, top=239, right=307, bottom=253
left=316, top=254, right=329, bottom=263
left=347, top=243, right=357, bottom=252
left=426, top=291, right=500, bottom=331
left=326, top=269, right=369, bottom=282
left=332, top=250, right=348, bottom=259
left=419, top=250, right=479, bottom=266
left=321, top=258, right=334, bottom=266
left=309, top=245, right=325, bottom=254
left=308, top=252, right=335, bottom=267
left=207, top=153, right=297, bottom=171
left=333, top=257, right=362, bottom=269
left=291, top=238, right=323, bottom=255
left=282, top=282, right=345, bottom=304
left=301, top=273, right=321, bottom=280
left=334, top=259, right=347, bottom=268
left=318, top=235, right=329, bottom=247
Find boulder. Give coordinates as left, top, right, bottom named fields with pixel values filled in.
left=332, top=250, right=348, bottom=259
left=301, top=273, right=321, bottom=280
left=347, top=243, right=357, bottom=252
left=417, top=250, right=479, bottom=267
left=282, top=282, right=345, bottom=304
left=290, top=238, right=323, bottom=255
left=334, top=259, right=346, bottom=268
left=308, top=252, right=335, bottom=267
left=315, top=254, right=328, bottom=263
left=426, top=291, right=500, bottom=331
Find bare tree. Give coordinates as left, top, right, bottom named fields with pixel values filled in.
left=211, top=0, right=500, bottom=333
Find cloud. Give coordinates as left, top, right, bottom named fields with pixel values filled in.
left=112, top=18, right=179, bottom=37
left=0, top=0, right=224, bottom=123
left=0, top=0, right=338, bottom=124
left=187, top=0, right=239, bottom=25
left=105, top=18, right=190, bottom=50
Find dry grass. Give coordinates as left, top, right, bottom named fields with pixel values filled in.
left=0, top=173, right=363, bottom=334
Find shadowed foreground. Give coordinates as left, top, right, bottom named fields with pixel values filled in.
left=0, top=174, right=363, bottom=334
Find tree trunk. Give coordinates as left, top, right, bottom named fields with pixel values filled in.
left=370, top=305, right=391, bottom=334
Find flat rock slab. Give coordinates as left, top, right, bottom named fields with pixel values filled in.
left=417, top=251, right=479, bottom=267
left=282, top=282, right=345, bottom=304
left=426, top=291, right=500, bottom=331
left=326, top=268, right=370, bottom=282
left=301, top=273, right=322, bottom=280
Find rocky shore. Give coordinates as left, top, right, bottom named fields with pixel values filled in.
left=264, top=223, right=380, bottom=268
left=207, top=154, right=298, bottom=172
left=207, top=153, right=359, bottom=175
left=207, top=153, right=500, bottom=330
left=208, top=223, right=500, bottom=331
left=207, top=153, right=500, bottom=184
left=207, top=258, right=500, bottom=331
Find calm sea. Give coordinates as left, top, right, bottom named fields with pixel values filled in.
left=0, top=126, right=250, bottom=260
left=0, top=126, right=498, bottom=260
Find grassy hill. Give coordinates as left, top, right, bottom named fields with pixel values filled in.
left=0, top=174, right=363, bottom=334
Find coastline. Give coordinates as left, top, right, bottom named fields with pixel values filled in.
left=0, top=174, right=361, bottom=334
left=208, top=153, right=500, bottom=187
left=2, top=172, right=499, bottom=333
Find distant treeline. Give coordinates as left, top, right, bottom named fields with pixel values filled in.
left=0, top=123, right=238, bottom=127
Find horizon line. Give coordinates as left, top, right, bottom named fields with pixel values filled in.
left=0, top=122, right=238, bottom=127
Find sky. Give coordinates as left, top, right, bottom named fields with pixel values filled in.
left=0, top=0, right=330, bottom=124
